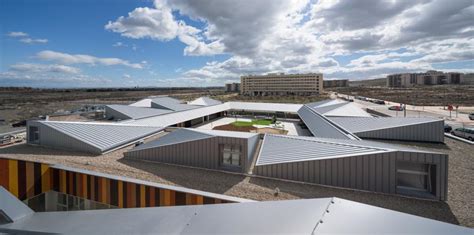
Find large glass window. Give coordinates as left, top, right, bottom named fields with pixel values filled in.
left=222, top=145, right=241, bottom=167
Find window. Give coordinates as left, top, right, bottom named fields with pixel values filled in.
left=28, top=126, right=39, bottom=143
left=396, top=161, right=436, bottom=196
left=221, top=145, right=241, bottom=167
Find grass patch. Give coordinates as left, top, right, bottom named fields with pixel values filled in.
left=231, top=119, right=272, bottom=127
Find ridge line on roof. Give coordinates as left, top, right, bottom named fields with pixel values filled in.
left=265, top=134, right=392, bottom=151
left=300, top=105, right=360, bottom=140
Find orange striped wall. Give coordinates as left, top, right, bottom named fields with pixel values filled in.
left=0, top=158, right=231, bottom=207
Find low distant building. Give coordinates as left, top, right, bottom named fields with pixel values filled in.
left=225, top=83, right=240, bottom=92
left=387, top=71, right=463, bottom=87
left=241, top=73, right=323, bottom=96
left=323, top=79, right=348, bottom=88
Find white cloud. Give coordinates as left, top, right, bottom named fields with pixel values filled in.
left=0, top=71, right=111, bottom=86
left=7, top=31, right=48, bottom=44
left=112, top=42, right=127, bottom=47
left=105, top=1, right=224, bottom=56
left=19, top=38, right=48, bottom=44
left=10, top=63, right=80, bottom=74
left=35, top=50, right=144, bottom=69
left=7, top=31, right=28, bottom=37
left=122, top=74, right=131, bottom=79
left=105, top=0, right=473, bottom=85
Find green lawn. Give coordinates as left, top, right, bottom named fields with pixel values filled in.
left=231, top=119, right=272, bottom=127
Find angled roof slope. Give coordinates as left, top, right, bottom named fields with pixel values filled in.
left=129, top=98, right=153, bottom=107
left=297, top=105, right=359, bottom=140
left=126, top=103, right=230, bottom=127
left=130, top=128, right=214, bottom=151
left=151, top=97, right=199, bottom=111
left=40, top=121, right=163, bottom=153
left=1, top=195, right=470, bottom=234
left=306, top=99, right=371, bottom=117
left=106, top=105, right=172, bottom=119
left=256, top=134, right=391, bottom=166
left=130, top=128, right=258, bottom=152
left=227, top=101, right=302, bottom=113
left=188, top=97, right=222, bottom=106
left=329, top=117, right=443, bottom=133
left=191, top=128, right=259, bottom=138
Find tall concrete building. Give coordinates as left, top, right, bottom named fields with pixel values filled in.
left=387, top=71, right=463, bottom=87
left=241, top=73, right=323, bottom=96
left=323, top=79, right=349, bottom=88
left=225, top=83, right=240, bottom=92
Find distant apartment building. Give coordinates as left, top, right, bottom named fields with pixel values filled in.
left=387, top=70, right=463, bottom=87
left=241, top=73, right=323, bottom=96
left=323, top=79, right=349, bottom=88
left=224, top=83, right=240, bottom=92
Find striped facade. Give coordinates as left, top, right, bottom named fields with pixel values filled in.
left=0, top=158, right=234, bottom=207
left=254, top=151, right=448, bottom=201
left=125, top=135, right=257, bottom=173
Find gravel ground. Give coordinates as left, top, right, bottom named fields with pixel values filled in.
left=0, top=138, right=472, bottom=228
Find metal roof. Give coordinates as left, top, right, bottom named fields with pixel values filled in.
left=0, top=187, right=33, bottom=223
left=1, top=194, right=470, bottom=234
left=129, top=128, right=258, bottom=152
left=307, top=100, right=372, bottom=117
left=126, top=103, right=230, bottom=127
left=256, top=134, right=391, bottom=166
left=227, top=101, right=302, bottom=113
left=106, top=105, right=172, bottom=119
left=188, top=97, right=222, bottom=106
left=191, top=128, right=259, bottom=138
left=40, top=121, right=163, bottom=152
left=129, top=128, right=214, bottom=152
left=329, top=117, right=443, bottom=133
left=151, top=97, right=199, bottom=111
left=297, top=105, right=359, bottom=140
left=129, top=98, right=153, bottom=107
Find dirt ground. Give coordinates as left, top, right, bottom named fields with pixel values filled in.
left=329, top=85, right=474, bottom=106
left=0, top=138, right=472, bottom=228
left=0, top=87, right=223, bottom=124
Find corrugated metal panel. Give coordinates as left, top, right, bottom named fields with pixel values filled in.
left=255, top=146, right=448, bottom=200
left=151, top=97, right=199, bottom=111
left=256, top=134, right=391, bottom=166
left=227, top=102, right=302, bottom=113
left=2, top=195, right=469, bottom=234
left=126, top=103, right=230, bottom=127
left=329, top=117, right=442, bottom=132
left=37, top=121, right=163, bottom=153
left=125, top=135, right=252, bottom=173
left=130, top=129, right=214, bottom=152
left=188, top=97, right=222, bottom=106
left=191, top=129, right=258, bottom=139
left=297, top=105, right=358, bottom=140
left=306, top=100, right=371, bottom=117
left=330, top=117, right=444, bottom=142
left=129, top=98, right=153, bottom=107
left=106, top=105, right=172, bottom=120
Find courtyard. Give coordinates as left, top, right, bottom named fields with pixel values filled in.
left=195, top=117, right=312, bottom=136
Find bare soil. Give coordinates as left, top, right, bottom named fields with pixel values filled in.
left=329, top=85, right=474, bottom=106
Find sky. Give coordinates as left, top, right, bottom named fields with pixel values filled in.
left=0, top=0, right=473, bottom=88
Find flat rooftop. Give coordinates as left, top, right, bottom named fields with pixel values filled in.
left=0, top=137, right=473, bottom=228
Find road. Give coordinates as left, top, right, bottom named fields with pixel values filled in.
left=332, top=92, right=474, bottom=130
